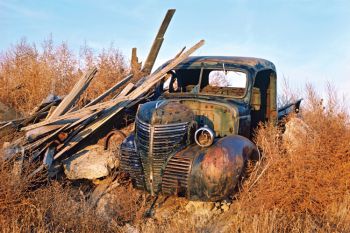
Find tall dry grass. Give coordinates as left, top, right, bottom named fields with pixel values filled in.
left=0, top=39, right=132, bottom=232
left=0, top=38, right=129, bottom=114
left=221, top=84, right=350, bottom=232
left=1, top=39, right=350, bottom=232
left=0, top=160, right=122, bottom=232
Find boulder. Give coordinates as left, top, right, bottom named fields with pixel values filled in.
left=283, top=117, right=311, bottom=153
left=185, top=201, right=216, bottom=216
left=63, top=145, right=119, bottom=180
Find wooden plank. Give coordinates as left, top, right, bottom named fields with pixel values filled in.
left=21, top=108, right=96, bottom=131
left=48, top=67, right=98, bottom=119
left=115, top=83, right=135, bottom=98
left=53, top=103, right=126, bottom=162
left=20, top=101, right=56, bottom=127
left=1, top=107, right=51, bottom=131
left=129, top=40, right=205, bottom=100
left=0, top=122, right=12, bottom=130
left=45, top=106, right=56, bottom=119
left=12, top=148, right=25, bottom=178
left=85, top=74, right=133, bottom=107
left=43, top=146, right=55, bottom=168
left=55, top=108, right=106, bottom=151
left=21, top=115, right=84, bottom=132
left=131, top=48, right=142, bottom=74
left=142, top=9, right=176, bottom=75
left=26, top=109, right=101, bottom=161
left=26, top=124, right=63, bottom=142
left=174, top=46, right=186, bottom=59
left=24, top=124, right=70, bottom=153
left=22, top=96, right=128, bottom=131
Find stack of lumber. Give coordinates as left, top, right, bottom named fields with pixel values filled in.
left=2, top=40, right=205, bottom=178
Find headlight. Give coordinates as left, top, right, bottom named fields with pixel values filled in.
left=194, top=126, right=215, bottom=147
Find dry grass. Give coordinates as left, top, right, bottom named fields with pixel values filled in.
left=220, top=84, right=350, bottom=232
left=1, top=39, right=350, bottom=232
left=0, top=38, right=129, bottom=114
left=241, top=85, right=350, bottom=213
left=0, top=158, right=121, bottom=232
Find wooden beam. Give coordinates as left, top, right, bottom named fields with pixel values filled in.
left=131, top=48, right=142, bottom=74
left=85, top=74, right=133, bottom=107
left=21, top=110, right=92, bottom=131
left=26, top=124, right=63, bottom=142
left=43, top=146, right=55, bottom=168
left=48, top=67, right=98, bottom=119
left=24, top=124, right=70, bottom=152
left=21, top=96, right=128, bottom=131
left=130, top=40, right=205, bottom=99
left=115, top=83, right=135, bottom=98
left=142, top=9, right=176, bottom=75
left=174, top=46, right=186, bottom=59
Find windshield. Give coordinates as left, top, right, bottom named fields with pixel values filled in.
left=161, top=66, right=248, bottom=98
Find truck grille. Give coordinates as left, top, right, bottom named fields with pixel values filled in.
left=162, top=151, right=194, bottom=196
left=120, top=142, right=145, bottom=189
left=135, top=118, right=189, bottom=195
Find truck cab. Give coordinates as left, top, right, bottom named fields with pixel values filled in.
left=120, top=56, right=277, bottom=201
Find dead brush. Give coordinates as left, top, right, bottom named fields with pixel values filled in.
left=100, top=182, right=149, bottom=225
left=228, top=84, right=350, bottom=232
left=0, top=142, right=145, bottom=232
left=79, top=44, right=130, bottom=105
left=0, top=38, right=130, bottom=115
left=0, top=156, right=122, bottom=232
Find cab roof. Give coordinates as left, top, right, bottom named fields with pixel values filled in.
left=161, top=56, right=276, bottom=73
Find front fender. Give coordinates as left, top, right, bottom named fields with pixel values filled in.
left=186, top=135, right=259, bottom=201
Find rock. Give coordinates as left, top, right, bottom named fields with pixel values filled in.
left=123, top=223, right=139, bottom=233
left=90, top=177, right=114, bottom=206
left=212, top=208, right=222, bottom=215
left=94, top=180, right=122, bottom=221
left=283, top=117, right=311, bottom=153
left=63, top=145, right=119, bottom=180
left=221, top=204, right=230, bottom=212
left=95, top=192, right=114, bottom=219
left=185, top=201, right=215, bottom=213
left=153, top=196, right=187, bottom=220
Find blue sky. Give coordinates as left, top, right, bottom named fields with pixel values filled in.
left=1, top=0, right=349, bottom=99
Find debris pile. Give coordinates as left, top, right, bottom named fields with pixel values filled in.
left=1, top=39, right=204, bottom=178
left=0, top=9, right=204, bottom=179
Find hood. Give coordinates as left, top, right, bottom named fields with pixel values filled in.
left=137, top=98, right=241, bottom=137
left=137, top=100, right=195, bottom=125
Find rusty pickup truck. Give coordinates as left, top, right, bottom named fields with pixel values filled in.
left=120, top=56, right=299, bottom=201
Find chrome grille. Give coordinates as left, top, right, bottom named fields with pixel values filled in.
left=162, top=152, right=194, bottom=196
left=135, top=118, right=188, bottom=195
left=120, top=142, right=145, bottom=189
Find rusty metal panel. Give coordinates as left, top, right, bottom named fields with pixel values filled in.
left=187, top=135, right=259, bottom=201
left=177, top=99, right=239, bottom=137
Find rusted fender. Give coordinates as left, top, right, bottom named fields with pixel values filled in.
left=187, top=135, right=259, bottom=201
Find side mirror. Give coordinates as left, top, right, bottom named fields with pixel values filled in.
left=251, top=87, right=261, bottom=111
